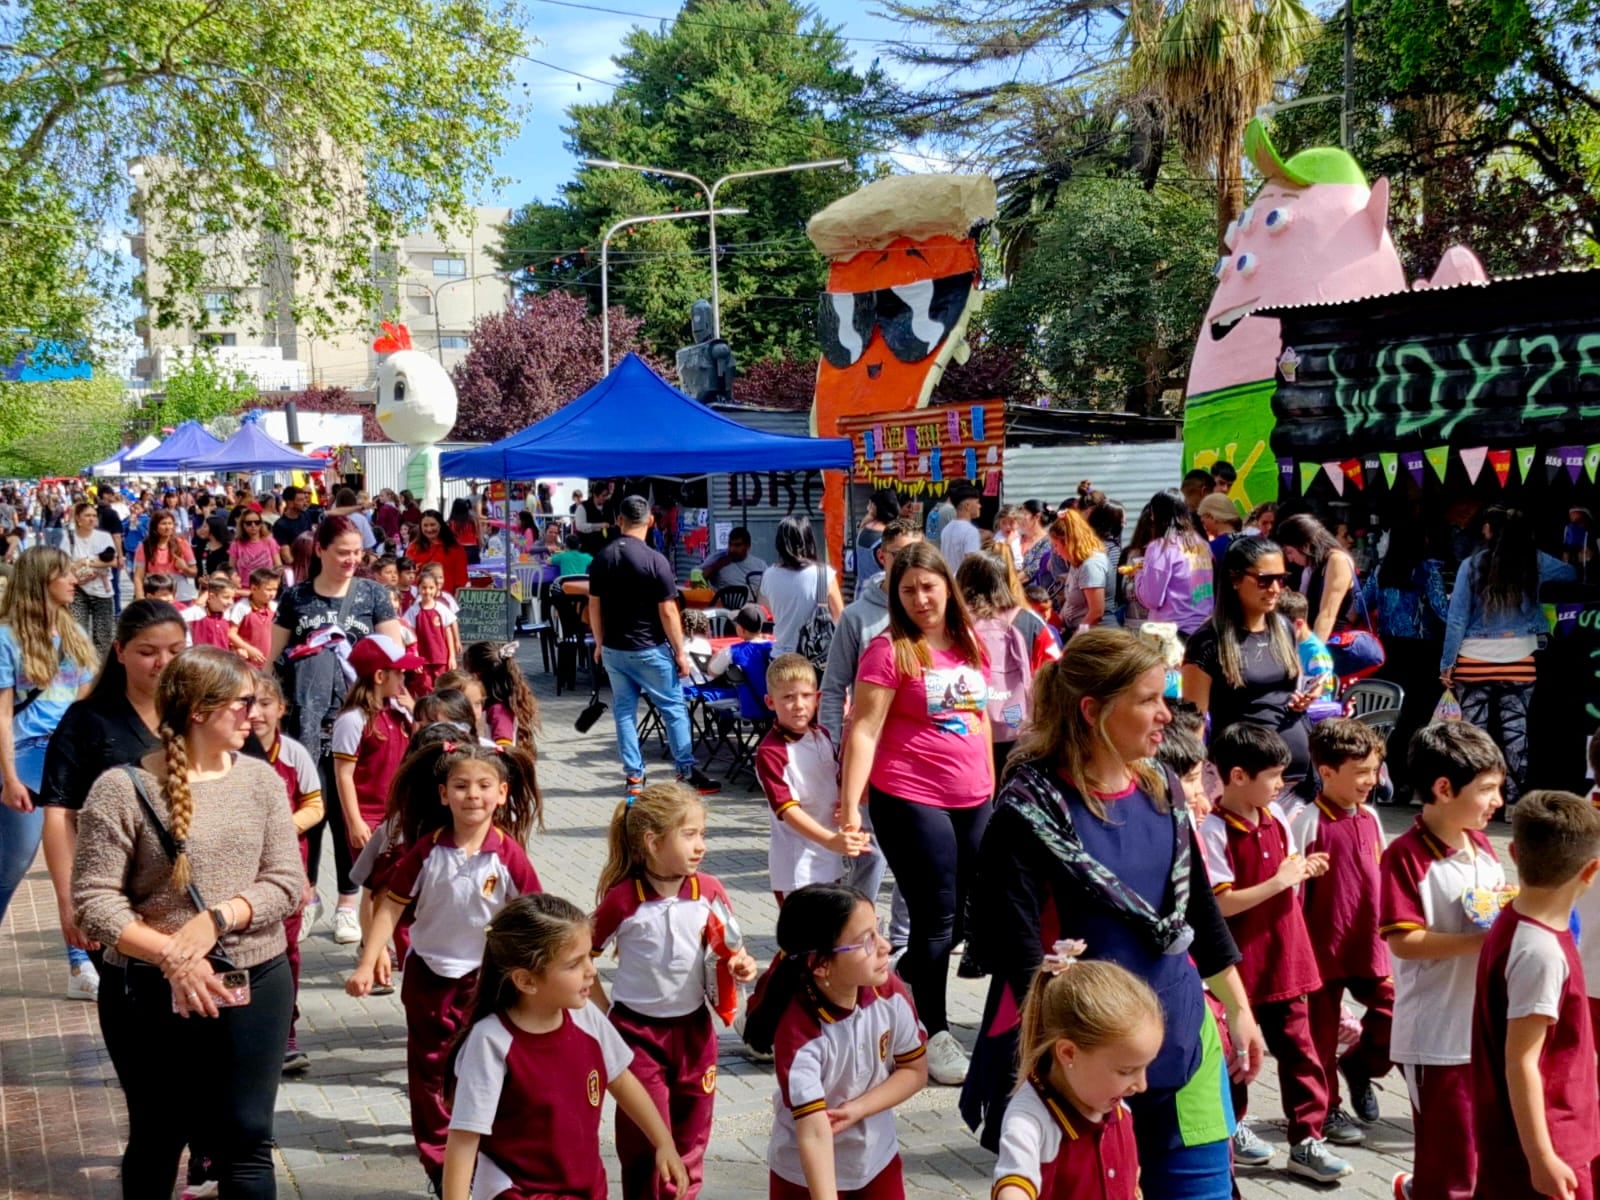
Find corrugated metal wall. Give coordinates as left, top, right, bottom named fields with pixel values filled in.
left=353, top=442, right=480, bottom=509
left=1003, top=442, right=1184, bottom=517
left=701, top=407, right=822, bottom=585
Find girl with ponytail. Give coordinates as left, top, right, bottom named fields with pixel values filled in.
left=463, top=639, right=539, bottom=748
left=73, top=645, right=303, bottom=1198
left=744, top=883, right=929, bottom=1200
left=441, top=893, right=688, bottom=1200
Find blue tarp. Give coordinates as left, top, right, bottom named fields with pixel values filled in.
left=122, top=421, right=223, bottom=471
left=182, top=421, right=322, bottom=471
left=439, top=353, right=852, bottom=480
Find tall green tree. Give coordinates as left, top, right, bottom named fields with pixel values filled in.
left=0, top=1, right=527, bottom=351
left=496, top=0, right=892, bottom=362
left=153, top=353, right=258, bottom=429
left=0, top=376, right=128, bottom=476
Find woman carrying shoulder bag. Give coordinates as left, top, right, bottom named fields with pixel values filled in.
left=74, top=646, right=302, bottom=1199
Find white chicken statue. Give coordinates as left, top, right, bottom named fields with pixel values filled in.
left=372, top=322, right=458, bottom=509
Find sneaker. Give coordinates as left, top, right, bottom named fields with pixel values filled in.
left=1392, top=1173, right=1413, bottom=1200
left=1323, top=1106, right=1366, bottom=1146
left=677, top=768, right=721, bottom=796
left=741, top=1042, right=775, bottom=1064
left=332, top=907, right=361, bottom=945
left=66, top=961, right=99, bottom=1001
left=626, top=775, right=645, bottom=797
left=282, top=1040, right=311, bottom=1074
left=180, top=1183, right=219, bottom=1200
left=299, top=896, right=323, bottom=941
left=1231, top=1119, right=1275, bottom=1166
left=1288, top=1138, right=1354, bottom=1183
left=1341, top=1058, right=1380, bottom=1123
left=925, top=1030, right=969, bottom=1086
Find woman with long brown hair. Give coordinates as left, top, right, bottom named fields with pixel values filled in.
left=1274, top=513, right=1357, bottom=642
left=74, top=647, right=302, bottom=1198
left=840, top=539, right=992, bottom=1087
left=962, top=629, right=1262, bottom=1199
left=133, top=509, right=198, bottom=601
left=0, top=546, right=100, bottom=992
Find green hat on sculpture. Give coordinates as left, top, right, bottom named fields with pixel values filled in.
left=1244, top=118, right=1367, bottom=188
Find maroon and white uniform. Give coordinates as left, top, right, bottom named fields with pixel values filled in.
left=451, top=1002, right=634, bottom=1200
left=992, top=1076, right=1140, bottom=1200
left=754, top=724, right=845, bottom=894
left=486, top=700, right=518, bottom=748
left=227, top=598, right=276, bottom=661
left=593, top=873, right=734, bottom=1200
left=404, top=600, right=454, bottom=692
left=771, top=974, right=926, bottom=1197
left=1381, top=818, right=1502, bottom=1200
left=266, top=732, right=320, bottom=1042
left=183, top=605, right=233, bottom=649
left=331, top=701, right=412, bottom=833
left=1473, top=906, right=1600, bottom=1200
left=1292, top=796, right=1394, bottom=1110
left=1200, top=803, right=1328, bottom=1143
left=388, top=828, right=542, bottom=1181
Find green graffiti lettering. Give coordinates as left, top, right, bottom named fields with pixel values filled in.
left=1329, top=347, right=1361, bottom=435
left=1576, top=335, right=1600, bottom=418
left=1456, top=336, right=1515, bottom=419
left=1520, top=335, right=1566, bottom=420
left=1393, top=342, right=1450, bottom=436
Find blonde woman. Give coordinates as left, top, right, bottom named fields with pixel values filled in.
left=75, top=646, right=301, bottom=1199
left=1046, top=509, right=1111, bottom=630
left=0, top=547, right=99, bottom=995
left=963, top=629, right=1263, bottom=1199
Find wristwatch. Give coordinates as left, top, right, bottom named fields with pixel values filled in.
left=209, top=906, right=232, bottom=936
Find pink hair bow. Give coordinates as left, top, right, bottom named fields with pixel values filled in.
left=1041, top=939, right=1088, bottom=976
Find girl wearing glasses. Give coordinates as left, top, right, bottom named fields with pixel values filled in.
left=744, top=883, right=928, bottom=1200
left=74, top=646, right=302, bottom=1199
left=229, top=509, right=280, bottom=578
left=1182, top=536, right=1314, bottom=782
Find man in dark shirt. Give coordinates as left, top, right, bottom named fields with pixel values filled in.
left=272, top=485, right=324, bottom=564
left=574, top=480, right=615, bottom=556
left=587, top=495, right=718, bottom=796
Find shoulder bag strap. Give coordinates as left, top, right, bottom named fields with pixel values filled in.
left=121, top=765, right=209, bottom=916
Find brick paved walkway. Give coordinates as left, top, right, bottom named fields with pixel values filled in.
left=0, top=651, right=1496, bottom=1198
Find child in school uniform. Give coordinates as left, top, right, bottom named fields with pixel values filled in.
left=1290, top=718, right=1394, bottom=1148
left=591, top=782, right=760, bottom=1200
left=741, top=883, right=929, bottom=1200
left=1578, top=733, right=1600, bottom=1051
left=142, top=571, right=179, bottom=607
left=442, top=894, right=689, bottom=1200
left=464, top=639, right=539, bottom=749
left=347, top=738, right=543, bottom=1189
left=1200, top=724, right=1349, bottom=1182
left=404, top=566, right=459, bottom=693
left=1472, top=791, right=1600, bottom=1200
left=227, top=566, right=281, bottom=666
left=183, top=573, right=236, bottom=649
left=990, top=943, right=1162, bottom=1200
left=754, top=653, right=870, bottom=903
left=1381, top=722, right=1508, bottom=1200
left=249, top=672, right=324, bottom=1074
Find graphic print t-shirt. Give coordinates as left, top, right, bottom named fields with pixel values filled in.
left=855, top=634, right=990, bottom=807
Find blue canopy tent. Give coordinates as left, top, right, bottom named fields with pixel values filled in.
left=121, top=421, right=224, bottom=472
left=439, top=353, right=853, bottom=480
left=182, top=420, right=323, bottom=472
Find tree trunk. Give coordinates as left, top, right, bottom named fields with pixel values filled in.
left=1214, top=120, right=1246, bottom=250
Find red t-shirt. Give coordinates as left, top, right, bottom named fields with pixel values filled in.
left=408, top=541, right=469, bottom=594
left=855, top=634, right=991, bottom=808
left=993, top=1075, right=1141, bottom=1200
left=1290, top=798, right=1390, bottom=981
left=486, top=701, right=517, bottom=747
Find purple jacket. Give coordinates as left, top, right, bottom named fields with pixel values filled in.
left=1133, top=534, right=1215, bottom=635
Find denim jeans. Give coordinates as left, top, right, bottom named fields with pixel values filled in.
left=0, top=803, right=84, bottom=970
left=601, top=643, right=695, bottom=780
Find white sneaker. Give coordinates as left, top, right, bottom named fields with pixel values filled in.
left=332, top=907, right=361, bottom=945
left=66, top=961, right=99, bottom=1001
left=299, top=897, right=323, bottom=941
left=925, top=1030, right=969, bottom=1086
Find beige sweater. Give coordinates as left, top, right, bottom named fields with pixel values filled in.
left=74, top=755, right=302, bottom=968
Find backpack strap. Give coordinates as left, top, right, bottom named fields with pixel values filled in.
left=121, top=765, right=209, bottom=917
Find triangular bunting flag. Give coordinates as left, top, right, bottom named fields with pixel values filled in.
left=1402, top=450, right=1426, bottom=488
left=1362, top=455, right=1382, bottom=488
left=1459, top=446, right=1488, bottom=484
left=1324, top=462, right=1345, bottom=496
left=1342, top=459, right=1364, bottom=490
left=1566, top=446, right=1586, bottom=484
left=1379, top=452, right=1399, bottom=489
left=1279, top=458, right=1295, bottom=491
left=1548, top=449, right=1567, bottom=484
left=1487, top=449, right=1512, bottom=487
left=1299, top=461, right=1321, bottom=494
left=1586, top=444, right=1600, bottom=484
left=1424, top=446, right=1450, bottom=483
left=1518, top=446, right=1537, bottom=483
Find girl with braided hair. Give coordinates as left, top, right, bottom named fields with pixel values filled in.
left=73, top=645, right=302, bottom=1199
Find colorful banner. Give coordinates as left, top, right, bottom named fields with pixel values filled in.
left=1488, top=448, right=1512, bottom=487
left=1459, top=446, right=1487, bottom=484
left=1379, top=452, right=1399, bottom=489
left=1299, top=461, right=1321, bottom=494
left=1424, top=446, right=1450, bottom=483
left=838, top=401, right=1004, bottom=494
left=1518, top=446, right=1537, bottom=483
left=1586, top=444, right=1600, bottom=484
left=1341, top=459, right=1364, bottom=491
left=1324, top=461, right=1345, bottom=496
left=1402, top=450, right=1426, bottom=488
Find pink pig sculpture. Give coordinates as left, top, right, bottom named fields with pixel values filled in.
left=1183, top=119, right=1485, bottom=510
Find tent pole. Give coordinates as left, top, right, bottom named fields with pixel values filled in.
left=845, top=468, right=855, bottom=582
left=503, top=476, right=516, bottom=642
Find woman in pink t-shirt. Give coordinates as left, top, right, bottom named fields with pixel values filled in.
left=132, top=510, right=197, bottom=600
left=229, top=511, right=280, bottom=577
left=840, top=538, right=991, bottom=1088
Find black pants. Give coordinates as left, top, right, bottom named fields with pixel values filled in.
left=1376, top=636, right=1441, bottom=774
left=302, top=753, right=357, bottom=896
left=98, top=954, right=292, bottom=1199
left=868, top=786, right=992, bottom=1035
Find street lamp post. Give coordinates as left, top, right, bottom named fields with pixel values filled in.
left=584, top=158, right=847, bottom=337
left=401, top=271, right=513, bottom=365
left=600, top=208, right=746, bottom=377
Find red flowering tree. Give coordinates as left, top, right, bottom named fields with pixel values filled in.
left=449, top=292, right=661, bottom=441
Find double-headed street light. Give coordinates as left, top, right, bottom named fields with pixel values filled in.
left=584, top=158, right=848, bottom=337
left=600, top=208, right=747, bottom=376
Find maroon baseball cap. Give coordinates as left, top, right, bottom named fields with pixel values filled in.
left=346, top=633, right=425, bottom=678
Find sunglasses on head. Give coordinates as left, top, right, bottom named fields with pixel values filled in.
left=816, top=273, right=973, bottom=368
left=1243, top=571, right=1291, bottom=589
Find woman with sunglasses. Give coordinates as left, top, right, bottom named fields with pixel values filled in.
left=74, top=647, right=301, bottom=1199
left=1181, top=536, right=1314, bottom=781
left=1274, top=513, right=1357, bottom=643
left=229, top=510, right=280, bottom=579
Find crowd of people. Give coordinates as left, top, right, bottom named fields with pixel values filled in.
left=3, top=464, right=1600, bottom=1200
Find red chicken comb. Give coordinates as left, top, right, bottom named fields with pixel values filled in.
left=372, top=321, right=414, bottom=354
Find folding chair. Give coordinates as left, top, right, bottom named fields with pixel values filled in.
left=1342, top=678, right=1404, bottom=718
left=715, top=584, right=750, bottom=611
left=548, top=592, right=594, bottom=696
left=702, top=642, right=775, bottom=786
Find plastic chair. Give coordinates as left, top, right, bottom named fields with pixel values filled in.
left=703, top=642, right=774, bottom=785
left=1354, top=706, right=1402, bottom=740
left=1343, top=678, right=1404, bottom=717
left=715, top=584, right=750, bottom=611
left=548, top=592, right=594, bottom=696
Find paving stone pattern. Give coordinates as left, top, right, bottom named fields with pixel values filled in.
left=0, top=648, right=1496, bottom=1198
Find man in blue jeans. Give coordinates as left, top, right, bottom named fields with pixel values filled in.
left=587, top=495, right=719, bottom=796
